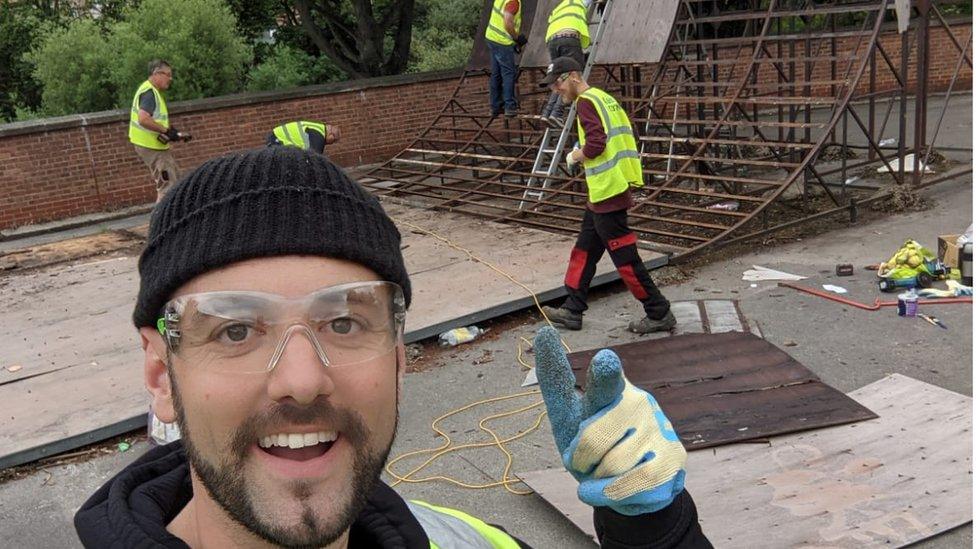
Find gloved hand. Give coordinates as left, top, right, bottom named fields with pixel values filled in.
left=565, top=148, right=581, bottom=172
left=514, top=34, right=528, bottom=54
left=534, top=326, right=687, bottom=516
left=157, top=127, right=180, bottom=144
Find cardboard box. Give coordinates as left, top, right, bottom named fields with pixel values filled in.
left=937, top=234, right=962, bottom=269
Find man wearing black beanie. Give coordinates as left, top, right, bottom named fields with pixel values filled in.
left=73, top=147, right=710, bottom=548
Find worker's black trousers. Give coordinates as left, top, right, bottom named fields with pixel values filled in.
left=562, top=209, right=671, bottom=320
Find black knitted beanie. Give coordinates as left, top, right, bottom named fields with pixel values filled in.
left=132, top=146, right=411, bottom=328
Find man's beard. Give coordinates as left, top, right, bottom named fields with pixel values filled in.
left=169, top=370, right=397, bottom=548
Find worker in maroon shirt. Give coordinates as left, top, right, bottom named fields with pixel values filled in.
left=538, top=57, right=675, bottom=334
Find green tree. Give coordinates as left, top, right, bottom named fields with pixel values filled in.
left=246, top=45, right=314, bottom=91
left=109, top=0, right=252, bottom=105
left=25, top=18, right=117, bottom=116
left=408, top=0, right=480, bottom=72
left=288, top=0, right=416, bottom=78
left=0, top=3, right=55, bottom=121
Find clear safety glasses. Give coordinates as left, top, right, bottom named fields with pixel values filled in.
left=157, top=281, right=406, bottom=374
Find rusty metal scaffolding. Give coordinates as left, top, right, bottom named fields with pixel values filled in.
left=361, top=0, right=972, bottom=260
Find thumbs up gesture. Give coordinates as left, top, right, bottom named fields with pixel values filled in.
left=533, top=326, right=687, bottom=515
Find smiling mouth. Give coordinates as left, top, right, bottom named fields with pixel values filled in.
left=257, top=431, right=338, bottom=461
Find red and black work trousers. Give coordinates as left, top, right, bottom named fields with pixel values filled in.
left=562, top=208, right=670, bottom=320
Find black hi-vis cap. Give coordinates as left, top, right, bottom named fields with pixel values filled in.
left=539, top=56, right=584, bottom=87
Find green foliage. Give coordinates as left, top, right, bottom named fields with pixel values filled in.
left=109, top=0, right=251, bottom=105
left=0, top=4, right=49, bottom=121
left=246, top=46, right=313, bottom=91
left=408, top=0, right=480, bottom=72
left=25, top=18, right=118, bottom=116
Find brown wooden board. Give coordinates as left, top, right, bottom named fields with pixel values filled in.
left=519, top=0, right=680, bottom=68
left=519, top=374, right=973, bottom=548
left=568, top=331, right=878, bottom=450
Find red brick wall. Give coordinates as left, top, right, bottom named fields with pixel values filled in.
left=0, top=70, right=463, bottom=230
left=0, top=20, right=971, bottom=231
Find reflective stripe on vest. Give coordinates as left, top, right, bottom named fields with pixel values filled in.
left=407, top=500, right=521, bottom=549
left=546, top=0, right=591, bottom=49
left=129, top=80, right=169, bottom=151
left=484, top=0, right=521, bottom=46
left=575, top=87, right=643, bottom=203
left=272, top=121, right=326, bottom=150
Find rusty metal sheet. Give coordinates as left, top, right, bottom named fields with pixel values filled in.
left=568, top=331, right=877, bottom=450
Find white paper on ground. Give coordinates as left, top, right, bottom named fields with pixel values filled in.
left=742, top=265, right=808, bottom=281
left=822, top=284, right=848, bottom=294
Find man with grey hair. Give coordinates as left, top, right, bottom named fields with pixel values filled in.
left=129, top=59, right=191, bottom=202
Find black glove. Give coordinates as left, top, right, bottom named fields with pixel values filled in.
left=514, top=34, right=528, bottom=54
left=165, top=127, right=180, bottom=141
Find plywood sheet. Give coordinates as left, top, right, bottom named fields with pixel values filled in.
left=0, top=202, right=659, bottom=469
left=519, top=374, right=973, bottom=548
left=520, top=0, right=680, bottom=67
left=568, top=331, right=878, bottom=449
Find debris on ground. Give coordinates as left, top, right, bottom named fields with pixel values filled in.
left=742, top=266, right=807, bottom=281
left=871, top=183, right=930, bottom=213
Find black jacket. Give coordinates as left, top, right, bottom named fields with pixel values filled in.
left=74, top=442, right=711, bottom=548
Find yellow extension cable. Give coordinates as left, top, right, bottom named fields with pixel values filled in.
left=385, top=218, right=571, bottom=495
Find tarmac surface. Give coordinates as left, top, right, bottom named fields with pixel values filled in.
left=0, top=99, right=971, bottom=547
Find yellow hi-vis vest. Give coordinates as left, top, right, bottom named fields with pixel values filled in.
left=407, top=500, right=521, bottom=548
left=129, top=80, right=170, bottom=151
left=546, top=0, right=591, bottom=49
left=484, top=0, right=521, bottom=46
left=272, top=121, right=327, bottom=150
left=575, top=87, right=643, bottom=203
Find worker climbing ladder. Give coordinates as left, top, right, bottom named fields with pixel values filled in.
left=518, top=0, right=615, bottom=210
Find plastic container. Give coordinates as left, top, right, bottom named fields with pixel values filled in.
left=438, top=326, right=484, bottom=347
left=897, top=288, right=918, bottom=317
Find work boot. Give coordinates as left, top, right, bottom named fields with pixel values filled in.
left=504, top=107, right=519, bottom=118
left=546, top=114, right=566, bottom=128
left=628, top=310, right=676, bottom=334
left=541, top=305, right=582, bottom=330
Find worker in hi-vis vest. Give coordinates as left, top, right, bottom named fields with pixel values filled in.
left=484, top=0, right=527, bottom=117
left=266, top=121, right=340, bottom=156
left=538, top=57, right=675, bottom=335
left=540, top=0, right=591, bottom=127
left=128, top=60, right=191, bottom=203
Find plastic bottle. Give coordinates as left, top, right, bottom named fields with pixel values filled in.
left=438, top=326, right=484, bottom=347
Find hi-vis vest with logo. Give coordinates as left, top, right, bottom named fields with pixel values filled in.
left=484, top=0, right=521, bottom=46
left=129, top=80, right=169, bottom=151
left=575, top=87, right=643, bottom=203
left=546, top=0, right=591, bottom=49
left=407, top=500, right=521, bottom=548
left=272, top=121, right=327, bottom=150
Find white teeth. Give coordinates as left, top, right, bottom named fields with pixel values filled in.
left=319, top=431, right=337, bottom=443
left=259, top=431, right=339, bottom=449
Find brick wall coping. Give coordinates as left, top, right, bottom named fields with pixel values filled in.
left=0, top=68, right=463, bottom=139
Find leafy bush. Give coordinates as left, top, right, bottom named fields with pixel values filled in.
left=109, top=0, right=251, bottom=105
left=25, top=18, right=118, bottom=116
left=246, top=45, right=313, bottom=91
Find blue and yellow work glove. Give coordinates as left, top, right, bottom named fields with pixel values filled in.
left=533, top=326, right=687, bottom=516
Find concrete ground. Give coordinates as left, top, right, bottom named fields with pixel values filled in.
left=0, top=97, right=971, bottom=547
left=0, top=173, right=970, bottom=547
